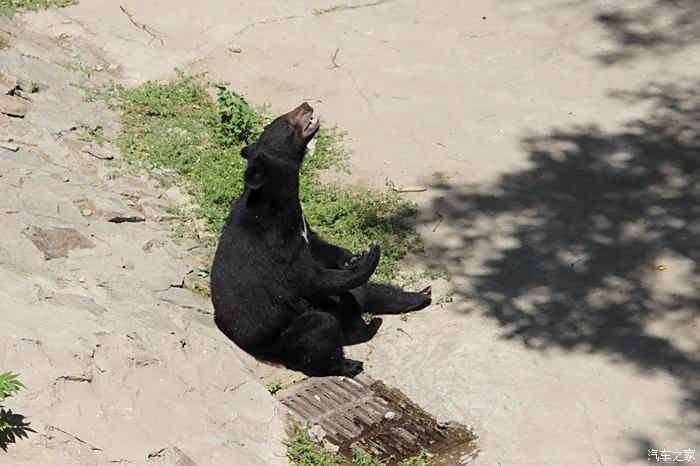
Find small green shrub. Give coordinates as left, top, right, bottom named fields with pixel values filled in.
left=352, top=447, right=387, bottom=466
left=0, top=371, right=30, bottom=448
left=0, top=372, right=23, bottom=402
left=265, top=379, right=284, bottom=395
left=286, top=424, right=339, bottom=466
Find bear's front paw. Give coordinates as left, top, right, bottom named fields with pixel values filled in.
left=344, top=253, right=362, bottom=270
left=348, top=241, right=380, bottom=272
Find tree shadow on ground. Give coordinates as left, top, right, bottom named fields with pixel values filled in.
left=424, top=80, right=700, bottom=433
left=0, top=408, right=34, bottom=451
left=594, top=0, right=700, bottom=65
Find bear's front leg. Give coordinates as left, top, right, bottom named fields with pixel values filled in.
left=300, top=241, right=381, bottom=297
left=307, top=229, right=354, bottom=269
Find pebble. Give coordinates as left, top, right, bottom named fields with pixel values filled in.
left=384, top=411, right=396, bottom=421
left=0, top=142, right=20, bottom=152
left=228, top=46, right=242, bottom=53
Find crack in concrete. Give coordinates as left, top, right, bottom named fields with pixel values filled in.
left=232, top=14, right=302, bottom=37
left=347, top=69, right=382, bottom=123
left=312, top=0, right=400, bottom=16
left=577, top=400, right=605, bottom=466
left=521, top=344, right=605, bottom=466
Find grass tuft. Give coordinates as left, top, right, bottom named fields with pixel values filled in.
left=0, top=0, right=78, bottom=17
left=286, top=424, right=340, bottom=466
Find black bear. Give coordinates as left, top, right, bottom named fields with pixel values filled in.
left=210, top=103, right=431, bottom=376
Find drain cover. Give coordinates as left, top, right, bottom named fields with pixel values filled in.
left=278, top=375, right=478, bottom=465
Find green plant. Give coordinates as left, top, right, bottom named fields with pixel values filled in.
left=0, top=36, right=9, bottom=49
left=195, top=264, right=211, bottom=278
left=351, top=447, right=437, bottom=466
left=265, top=379, right=284, bottom=394
left=215, top=85, right=262, bottom=146
left=436, top=289, right=455, bottom=306
left=0, top=372, right=23, bottom=401
left=398, top=449, right=435, bottom=466
left=78, top=123, right=108, bottom=145
left=65, top=61, right=97, bottom=78
left=286, top=423, right=340, bottom=466
left=352, top=447, right=388, bottom=466
left=0, top=371, right=31, bottom=450
left=0, top=0, right=78, bottom=17
left=112, top=74, right=422, bottom=282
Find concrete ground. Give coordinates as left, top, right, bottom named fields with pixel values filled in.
left=7, top=0, right=700, bottom=464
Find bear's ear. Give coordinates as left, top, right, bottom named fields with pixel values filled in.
left=240, top=144, right=253, bottom=159
left=243, top=152, right=270, bottom=189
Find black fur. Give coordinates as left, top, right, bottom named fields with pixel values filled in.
left=210, top=103, right=431, bottom=376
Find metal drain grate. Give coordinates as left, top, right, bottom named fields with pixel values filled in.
left=278, top=375, right=478, bottom=465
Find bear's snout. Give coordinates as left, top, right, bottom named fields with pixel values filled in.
left=286, top=102, right=319, bottom=138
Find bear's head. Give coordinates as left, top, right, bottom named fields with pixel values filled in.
left=241, top=103, right=320, bottom=189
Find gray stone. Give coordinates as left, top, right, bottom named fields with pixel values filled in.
left=0, top=94, right=29, bottom=117
left=142, top=200, right=179, bottom=222
left=24, top=226, right=95, bottom=260
left=88, top=197, right=145, bottom=223
left=157, top=286, right=212, bottom=314
left=82, top=145, right=116, bottom=160
left=0, top=141, right=19, bottom=152
left=147, top=447, right=197, bottom=466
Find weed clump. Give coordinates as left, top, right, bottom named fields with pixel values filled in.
left=0, top=0, right=78, bottom=17
left=286, top=424, right=340, bottom=466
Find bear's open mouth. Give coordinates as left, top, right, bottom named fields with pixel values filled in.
left=302, top=115, right=320, bottom=138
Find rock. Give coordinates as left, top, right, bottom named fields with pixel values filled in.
left=229, top=46, right=242, bottom=53
left=147, top=447, right=197, bottom=466
left=61, top=136, right=85, bottom=155
left=165, top=186, right=190, bottom=205
left=81, top=208, right=93, bottom=217
left=0, top=141, right=19, bottom=152
left=157, top=287, right=212, bottom=314
left=142, top=200, right=179, bottom=223
left=24, top=226, right=96, bottom=260
left=143, top=239, right=165, bottom=253
left=0, top=94, right=29, bottom=117
left=324, top=441, right=340, bottom=453
left=384, top=411, right=396, bottom=421
left=82, top=145, right=116, bottom=160
left=107, top=64, right=119, bottom=72
left=46, top=293, right=107, bottom=316
left=184, top=273, right=209, bottom=293
left=194, top=218, right=215, bottom=242
left=16, top=77, right=46, bottom=92
left=87, top=197, right=145, bottom=223
left=309, top=424, right=326, bottom=442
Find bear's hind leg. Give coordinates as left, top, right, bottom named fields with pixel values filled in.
left=264, top=310, right=362, bottom=376
left=349, top=283, right=432, bottom=315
